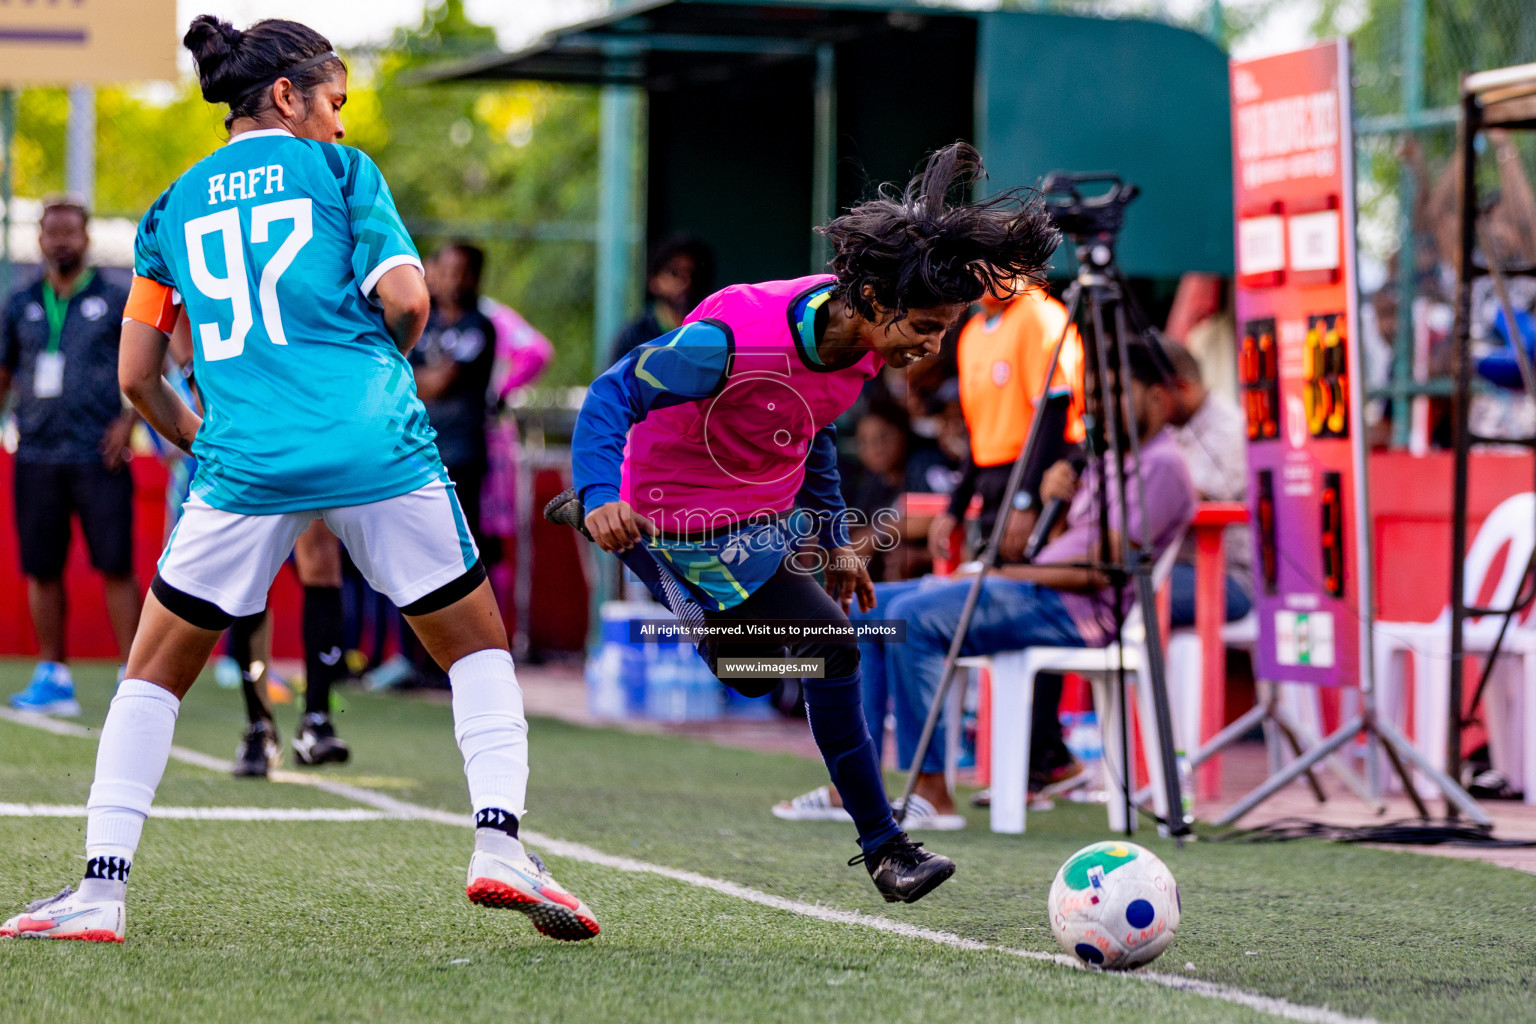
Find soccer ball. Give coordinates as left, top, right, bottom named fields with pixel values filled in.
left=1047, top=840, right=1180, bottom=970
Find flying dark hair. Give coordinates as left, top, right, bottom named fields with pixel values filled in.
left=184, top=15, right=345, bottom=130
left=817, top=142, right=1061, bottom=325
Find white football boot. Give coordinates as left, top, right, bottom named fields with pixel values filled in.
left=1, top=888, right=125, bottom=942
left=465, top=837, right=599, bottom=941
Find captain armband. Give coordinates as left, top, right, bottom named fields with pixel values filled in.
left=123, top=276, right=180, bottom=334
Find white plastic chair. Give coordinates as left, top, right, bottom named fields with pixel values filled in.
left=976, top=531, right=1185, bottom=834
left=1372, top=491, right=1536, bottom=804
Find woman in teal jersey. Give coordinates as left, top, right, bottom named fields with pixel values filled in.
left=2, top=16, right=597, bottom=945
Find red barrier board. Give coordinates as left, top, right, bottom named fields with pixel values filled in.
left=1231, top=41, right=1370, bottom=686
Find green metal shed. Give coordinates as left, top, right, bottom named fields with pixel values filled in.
left=420, top=0, right=1233, bottom=356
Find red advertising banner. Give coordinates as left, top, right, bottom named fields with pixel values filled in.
left=1231, top=41, right=1369, bottom=687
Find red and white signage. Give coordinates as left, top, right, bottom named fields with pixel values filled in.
left=1231, top=41, right=1369, bottom=688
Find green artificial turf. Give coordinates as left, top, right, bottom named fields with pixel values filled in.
left=2, top=659, right=1533, bottom=1024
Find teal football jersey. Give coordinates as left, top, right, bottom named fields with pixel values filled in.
left=135, top=129, right=442, bottom=514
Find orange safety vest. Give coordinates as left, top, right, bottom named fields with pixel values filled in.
left=956, top=289, right=1085, bottom=468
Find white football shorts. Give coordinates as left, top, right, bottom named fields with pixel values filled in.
left=157, top=478, right=480, bottom=617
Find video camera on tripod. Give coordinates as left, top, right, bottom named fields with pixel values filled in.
left=896, top=168, right=1192, bottom=840
left=1040, top=172, right=1141, bottom=258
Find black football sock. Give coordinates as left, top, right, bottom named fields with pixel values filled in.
left=303, top=585, right=345, bottom=719
left=802, top=669, right=902, bottom=856
left=475, top=807, right=520, bottom=839
left=231, top=610, right=271, bottom=724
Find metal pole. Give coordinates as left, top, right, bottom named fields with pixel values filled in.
left=66, top=83, right=95, bottom=204
left=1204, top=0, right=1225, bottom=46
left=1, top=89, right=14, bottom=302
left=594, top=85, right=640, bottom=371
left=1446, top=91, right=1480, bottom=817
left=592, top=78, right=642, bottom=645
left=1085, top=280, right=1135, bottom=834
left=810, top=42, right=836, bottom=272
left=895, top=283, right=1082, bottom=822
left=1390, top=0, right=1426, bottom=448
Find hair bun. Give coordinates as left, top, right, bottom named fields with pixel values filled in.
left=184, top=14, right=245, bottom=104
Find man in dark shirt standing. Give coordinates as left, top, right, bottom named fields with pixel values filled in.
left=366, top=243, right=498, bottom=693
left=413, top=242, right=496, bottom=553
left=1, top=196, right=139, bottom=715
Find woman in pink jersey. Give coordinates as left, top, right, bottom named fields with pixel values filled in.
left=555, top=144, right=1060, bottom=903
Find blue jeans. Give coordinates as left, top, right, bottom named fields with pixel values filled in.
left=859, top=577, right=1086, bottom=775
left=1168, top=564, right=1253, bottom=628
left=851, top=579, right=928, bottom=764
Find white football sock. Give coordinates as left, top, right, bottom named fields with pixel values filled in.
left=473, top=829, right=527, bottom=860
left=450, top=649, right=529, bottom=819
left=84, top=679, right=180, bottom=884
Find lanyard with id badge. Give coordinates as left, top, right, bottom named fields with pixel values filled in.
left=35, top=270, right=93, bottom=399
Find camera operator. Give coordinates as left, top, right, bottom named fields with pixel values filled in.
left=775, top=343, right=1194, bottom=829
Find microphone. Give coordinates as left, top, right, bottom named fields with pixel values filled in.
left=1023, top=498, right=1068, bottom=562
left=1021, top=453, right=1087, bottom=562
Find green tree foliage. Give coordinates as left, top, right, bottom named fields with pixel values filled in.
left=1329, top=0, right=1536, bottom=120
left=11, top=84, right=226, bottom=216
left=1316, top=0, right=1536, bottom=261
left=357, top=0, right=601, bottom=387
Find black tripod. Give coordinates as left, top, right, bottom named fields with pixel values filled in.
left=895, top=173, right=1189, bottom=840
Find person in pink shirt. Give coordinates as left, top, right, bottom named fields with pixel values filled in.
left=551, top=143, right=1061, bottom=904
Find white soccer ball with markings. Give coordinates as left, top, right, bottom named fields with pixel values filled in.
left=1047, top=841, right=1180, bottom=970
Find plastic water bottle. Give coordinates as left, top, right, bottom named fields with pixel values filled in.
left=1175, top=749, right=1195, bottom=825
left=684, top=649, right=722, bottom=721
left=645, top=646, right=688, bottom=722
left=584, top=644, right=625, bottom=719
left=620, top=642, right=650, bottom=717
left=1063, top=712, right=1105, bottom=803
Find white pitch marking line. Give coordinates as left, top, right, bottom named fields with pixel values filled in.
left=0, top=803, right=407, bottom=822
left=517, top=833, right=1377, bottom=1024
left=0, top=707, right=1374, bottom=1024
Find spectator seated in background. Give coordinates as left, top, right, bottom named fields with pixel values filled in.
left=2, top=195, right=140, bottom=715
left=1162, top=339, right=1253, bottom=627
left=778, top=278, right=1084, bottom=823
left=478, top=295, right=555, bottom=560
left=776, top=343, right=1195, bottom=829
left=413, top=242, right=496, bottom=552
left=607, top=234, right=715, bottom=368
left=844, top=401, right=949, bottom=581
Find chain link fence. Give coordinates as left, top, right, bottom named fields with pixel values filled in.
left=1350, top=0, right=1536, bottom=448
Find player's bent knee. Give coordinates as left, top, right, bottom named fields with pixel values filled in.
left=803, top=641, right=859, bottom=679
left=149, top=574, right=235, bottom=631
left=400, top=560, right=487, bottom=617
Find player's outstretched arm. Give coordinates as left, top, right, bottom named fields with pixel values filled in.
left=119, top=319, right=201, bottom=457
left=375, top=264, right=430, bottom=356
left=570, top=320, right=730, bottom=550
